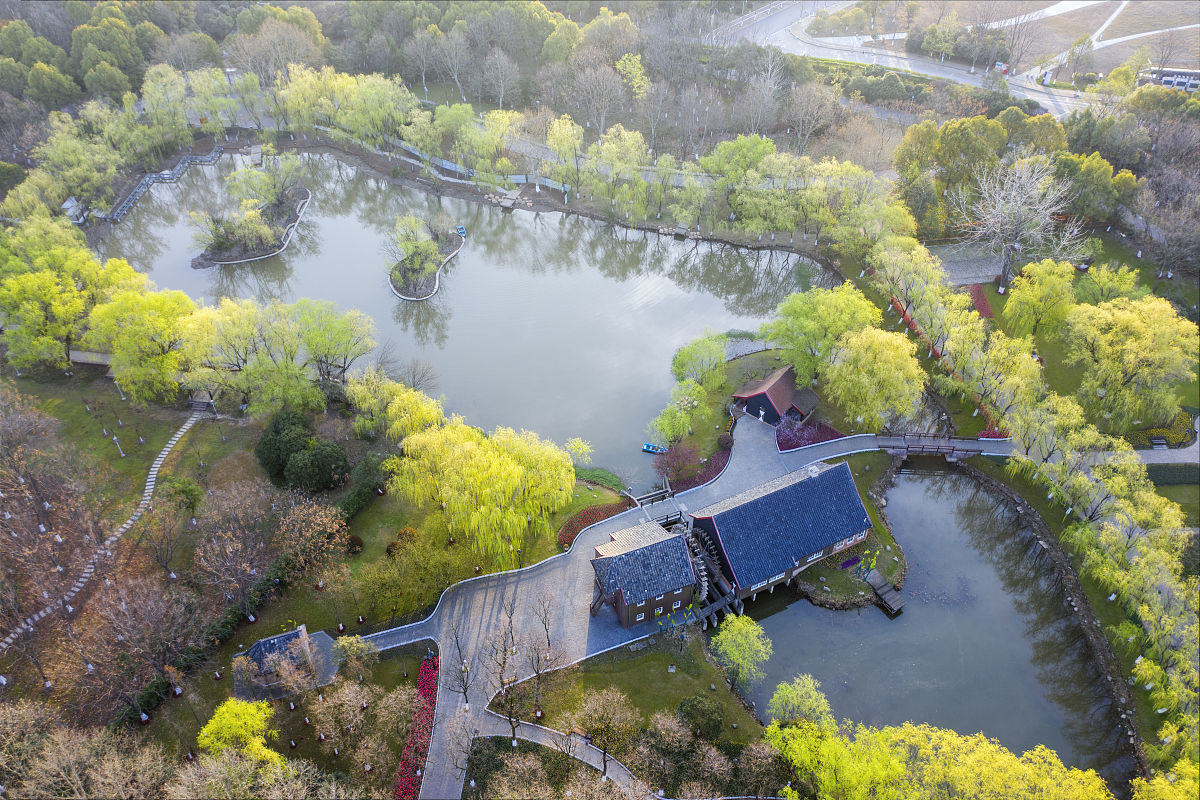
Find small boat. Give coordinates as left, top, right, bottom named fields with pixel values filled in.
left=641, top=443, right=667, bottom=454
left=456, top=225, right=467, bottom=236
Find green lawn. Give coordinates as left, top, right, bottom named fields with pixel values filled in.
left=1155, top=483, right=1199, bottom=528
left=801, top=452, right=905, bottom=592
left=532, top=633, right=762, bottom=746
left=7, top=367, right=192, bottom=517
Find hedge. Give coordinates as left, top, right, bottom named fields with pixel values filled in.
left=1146, top=463, right=1200, bottom=486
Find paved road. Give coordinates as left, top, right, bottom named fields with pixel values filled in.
left=365, top=420, right=1013, bottom=799
left=740, top=2, right=1091, bottom=118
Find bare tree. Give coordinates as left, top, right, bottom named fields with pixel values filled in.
left=193, top=530, right=270, bottom=617
left=533, top=591, right=555, bottom=653
left=572, top=64, right=625, bottom=139
left=444, top=619, right=475, bottom=709
left=133, top=502, right=189, bottom=577
left=485, top=631, right=527, bottom=745
left=437, top=28, right=472, bottom=102
left=483, top=47, right=520, bottom=110
left=225, top=18, right=323, bottom=85
left=397, top=356, right=439, bottom=394
left=783, top=83, right=841, bottom=154
left=951, top=158, right=1083, bottom=290
left=1003, top=10, right=1043, bottom=74
left=735, top=79, right=779, bottom=136
left=522, top=633, right=560, bottom=714
left=1150, top=29, right=1183, bottom=72
left=405, top=28, right=440, bottom=98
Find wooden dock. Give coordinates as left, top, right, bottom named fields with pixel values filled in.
left=866, top=569, right=904, bottom=614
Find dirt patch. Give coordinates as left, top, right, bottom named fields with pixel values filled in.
left=203, top=450, right=265, bottom=491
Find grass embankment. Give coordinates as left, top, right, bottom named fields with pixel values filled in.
left=8, top=367, right=190, bottom=516
left=796, top=452, right=904, bottom=600
left=967, top=455, right=1163, bottom=746
left=523, top=633, right=762, bottom=746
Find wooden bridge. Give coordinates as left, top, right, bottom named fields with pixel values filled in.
left=875, top=433, right=1012, bottom=462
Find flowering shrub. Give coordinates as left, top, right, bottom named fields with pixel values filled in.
left=393, top=656, right=438, bottom=800
left=671, top=448, right=730, bottom=492
left=977, top=428, right=1010, bottom=439
left=557, top=500, right=635, bottom=548
left=777, top=420, right=846, bottom=451
left=1125, top=410, right=1195, bottom=448
left=965, top=284, right=993, bottom=318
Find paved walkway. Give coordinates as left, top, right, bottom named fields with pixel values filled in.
left=366, top=420, right=1014, bottom=799
left=0, top=412, right=203, bottom=652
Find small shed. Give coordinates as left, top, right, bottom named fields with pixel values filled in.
left=591, top=522, right=698, bottom=628
left=732, top=365, right=818, bottom=424
left=234, top=624, right=338, bottom=700
left=61, top=196, right=87, bottom=225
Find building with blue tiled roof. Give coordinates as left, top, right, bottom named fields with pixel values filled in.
left=690, top=461, right=872, bottom=601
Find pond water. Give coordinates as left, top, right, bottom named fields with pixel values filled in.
left=99, top=152, right=830, bottom=488
left=744, top=464, right=1135, bottom=788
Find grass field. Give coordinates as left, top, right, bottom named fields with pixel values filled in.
left=1156, top=482, right=1199, bottom=527
left=1093, top=33, right=1200, bottom=73
left=1029, top=1, right=1121, bottom=67
left=7, top=367, right=196, bottom=517
left=1100, top=1, right=1200, bottom=39
left=531, top=633, right=763, bottom=746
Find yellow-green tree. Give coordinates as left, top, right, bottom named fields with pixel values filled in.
left=197, top=699, right=282, bottom=766
left=1063, top=296, right=1199, bottom=431
left=345, top=367, right=444, bottom=441
left=825, top=328, right=925, bottom=432
left=85, top=287, right=196, bottom=402
left=384, top=418, right=574, bottom=567
left=760, top=283, right=882, bottom=383
left=1003, top=258, right=1077, bottom=337
left=711, top=614, right=773, bottom=692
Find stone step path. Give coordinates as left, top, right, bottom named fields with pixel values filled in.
left=0, top=412, right=203, bottom=652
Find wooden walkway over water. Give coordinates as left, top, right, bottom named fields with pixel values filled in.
left=866, top=568, right=904, bottom=614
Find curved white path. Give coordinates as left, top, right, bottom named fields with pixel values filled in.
left=0, top=412, right=203, bottom=652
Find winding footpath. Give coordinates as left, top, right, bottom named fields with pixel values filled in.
left=0, top=412, right=203, bottom=653
left=366, top=421, right=1011, bottom=799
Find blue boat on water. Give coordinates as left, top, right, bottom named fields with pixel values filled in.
left=642, top=443, right=667, bottom=454
left=456, top=224, right=467, bottom=236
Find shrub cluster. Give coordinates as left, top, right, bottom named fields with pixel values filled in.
left=255, top=410, right=348, bottom=492
left=556, top=500, right=635, bottom=549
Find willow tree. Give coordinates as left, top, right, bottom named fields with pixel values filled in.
left=86, top=288, right=196, bottom=402
left=825, top=328, right=925, bottom=432
left=384, top=419, right=574, bottom=568
left=760, top=283, right=881, bottom=384
left=383, top=214, right=442, bottom=290
left=345, top=367, right=444, bottom=441
left=1063, top=296, right=1199, bottom=432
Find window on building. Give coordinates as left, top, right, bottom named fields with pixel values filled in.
left=674, top=588, right=683, bottom=594
left=806, top=550, right=823, bottom=563
left=770, top=572, right=786, bottom=583
left=655, top=607, right=663, bottom=616
left=656, top=593, right=664, bottom=600
left=637, top=600, right=645, bottom=606
left=673, top=600, right=682, bottom=610
left=636, top=612, right=645, bottom=622
left=750, top=580, right=768, bottom=591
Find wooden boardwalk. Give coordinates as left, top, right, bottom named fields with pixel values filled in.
left=866, top=568, right=904, bottom=614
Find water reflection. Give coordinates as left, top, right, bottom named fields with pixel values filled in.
left=97, top=152, right=828, bottom=487
left=745, top=466, right=1133, bottom=788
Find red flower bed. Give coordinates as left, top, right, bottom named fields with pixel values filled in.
left=671, top=448, right=730, bottom=492
left=394, top=656, right=438, bottom=800
left=557, top=499, right=635, bottom=549
left=977, top=427, right=1010, bottom=439
left=777, top=420, right=846, bottom=452
left=965, top=284, right=993, bottom=318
